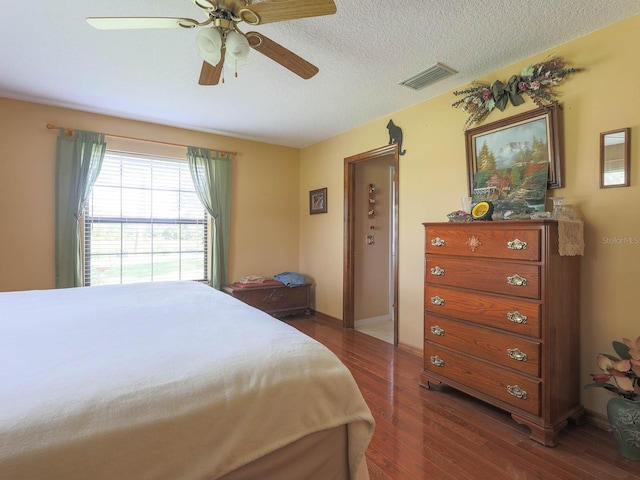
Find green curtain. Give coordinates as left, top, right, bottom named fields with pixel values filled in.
left=55, top=129, right=106, bottom=288
left=187, top=147, right=232, bottom=289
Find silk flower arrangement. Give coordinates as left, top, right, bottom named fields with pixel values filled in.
left=452, top=57, right=582, bottom=130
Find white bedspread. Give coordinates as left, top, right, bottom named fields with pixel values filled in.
left=0, top=281, right=374, bottom=479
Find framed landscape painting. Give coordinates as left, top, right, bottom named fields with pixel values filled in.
left=465, top=103, right=562, bottom=198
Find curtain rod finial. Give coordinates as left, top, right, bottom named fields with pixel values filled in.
left=46, top=123, right=73, bottom=137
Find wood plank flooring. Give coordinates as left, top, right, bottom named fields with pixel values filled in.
left=285, top=315, right=640, bottom=480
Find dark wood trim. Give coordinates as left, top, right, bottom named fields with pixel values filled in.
left=343, top=144, right=399, bottom=335
left=397, top=341, right=421, bottom=357
left=584, top=408, right=610, bottom=431
left=311, top=310, right=341, bottom=324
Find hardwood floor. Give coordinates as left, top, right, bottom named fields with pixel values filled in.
left=285, top=315, right=640, bottom=480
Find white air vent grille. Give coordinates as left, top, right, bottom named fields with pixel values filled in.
left=399, top=63, right=457, bottom=90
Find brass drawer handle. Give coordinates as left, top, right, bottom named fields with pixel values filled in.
left=431, top=237, right=445, bottom=247
left=430, top=355, right=445, bottom=367
left=507, top=348, right=528, bottom=362
left=507, top=311, right=528, bottom=324
left=507, top=274, right=527, bottom=286
left=430, top=266, right=445, bottom=276
left=507, top=239, right=528, bottom=250
left=430, top=325, right=445, bottom=336
left=507, top=385, right=528, bottom=399
left=430, top=295, right=445, bottom=306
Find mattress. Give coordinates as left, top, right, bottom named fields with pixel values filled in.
left=0, top=281, right=374, bottom=479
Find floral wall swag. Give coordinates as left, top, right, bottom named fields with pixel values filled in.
left=452, top=57, right=582, bottom=130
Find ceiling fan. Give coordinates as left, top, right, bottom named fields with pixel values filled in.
left=86, top=0, right=337, bottom=86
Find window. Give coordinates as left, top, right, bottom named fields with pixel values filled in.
left=84, top=151, right=208, bottom=286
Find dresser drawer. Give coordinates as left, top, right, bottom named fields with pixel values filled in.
left=424, top=343, right=540, bottom=416
left=426, top=257, right=540, bottom=299
left=424, top=285, right=540, bottom=337
left=426, top=226, right=540, bottom=261
left=425, top=315, right=540, bottom=377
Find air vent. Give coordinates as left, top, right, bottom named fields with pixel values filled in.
left=399, top=63, right=457, bottom=90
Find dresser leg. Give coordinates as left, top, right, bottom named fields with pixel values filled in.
left=419, top=372, right=441, bottom=390
left=511, top=414, right=566, bottom=447
left=570, top=407, right=586, bottom=426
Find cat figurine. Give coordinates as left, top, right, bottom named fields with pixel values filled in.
left=386, top=119, right=406, bottom=155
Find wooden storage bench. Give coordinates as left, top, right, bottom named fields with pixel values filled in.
left=222, top=282, right=312, bottom=318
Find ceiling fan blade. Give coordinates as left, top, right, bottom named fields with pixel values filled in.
left=86, top=17, right=198, bottom=30
left=199, top=56, right=224, bottom=85
left=246, top=32, right=319, bottom=79
left=240, top=0, right=336, bottom=25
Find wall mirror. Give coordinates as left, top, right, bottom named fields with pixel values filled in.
left=600, top=128, right=630, bottom=188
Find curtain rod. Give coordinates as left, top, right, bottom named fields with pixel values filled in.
left=46, top=123, right=237, bottom=156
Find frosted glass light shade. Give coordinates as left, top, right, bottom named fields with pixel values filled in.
left=225, top=30, right=250, bottom=61
left=196, top=28, right=222, bottom=66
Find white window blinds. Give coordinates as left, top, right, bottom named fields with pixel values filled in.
left=84, top=151, right=208, bottom=286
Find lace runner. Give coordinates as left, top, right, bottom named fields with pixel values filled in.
left=558, top=220, right=584, bottom=256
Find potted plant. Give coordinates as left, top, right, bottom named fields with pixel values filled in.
left=585, top=336, right=640, bottom=461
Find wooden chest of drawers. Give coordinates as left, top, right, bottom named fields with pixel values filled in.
left=420, top=221, right=583, bottom=446
left=222, top=283, right=312, bottom=318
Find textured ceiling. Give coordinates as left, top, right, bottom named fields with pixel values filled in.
left=1, top=1, right=639, bottom=148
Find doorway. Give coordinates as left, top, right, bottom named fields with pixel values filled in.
left=343, top=144, right=399, bottom=345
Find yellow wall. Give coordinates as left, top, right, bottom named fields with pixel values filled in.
left=299, top=15, right=640, bottom=416
left=0, top=98, right=301, bottom=291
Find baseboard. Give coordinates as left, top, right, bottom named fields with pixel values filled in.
left=584, top=408, right=610, bottom=431
left=398, top=342, right=422, bottom=357
left=312, top=310, right=342, bottom=323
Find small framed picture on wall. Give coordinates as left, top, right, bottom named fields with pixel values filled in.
left=309, top=188, right=327, bottom=214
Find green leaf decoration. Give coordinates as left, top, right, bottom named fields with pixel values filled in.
left=485, top=98, right=495, bottom=111
left=613, top=340, right=632, bottom=360
left=491, top=80, right=509, bottom=111
left=521, top=64, right=534, bottom=77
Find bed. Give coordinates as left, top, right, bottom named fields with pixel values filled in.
left=0, top=281, right=374, bottom=479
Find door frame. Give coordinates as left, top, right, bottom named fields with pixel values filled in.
left=343, top=144, right=399, bottom=343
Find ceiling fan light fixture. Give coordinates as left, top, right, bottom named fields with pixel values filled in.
left=225, top=30, right=250, bottom=62
left=197, top=28, right=222, bottom=65
left=197, top=28, right=222, bottom=54
left=225, top=56, right=248, bottom=70
left=199, top=49, right=222, bottom=67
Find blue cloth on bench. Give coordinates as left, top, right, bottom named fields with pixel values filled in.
left=273, top=272, right=306, bottom=287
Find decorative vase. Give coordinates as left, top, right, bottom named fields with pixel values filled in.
left=607, top=397, right=640, bottom=461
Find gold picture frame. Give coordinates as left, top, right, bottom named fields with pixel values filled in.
left=600, top=128, right=631, bottom=188
left=465, top=103, right=563, bottom=196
